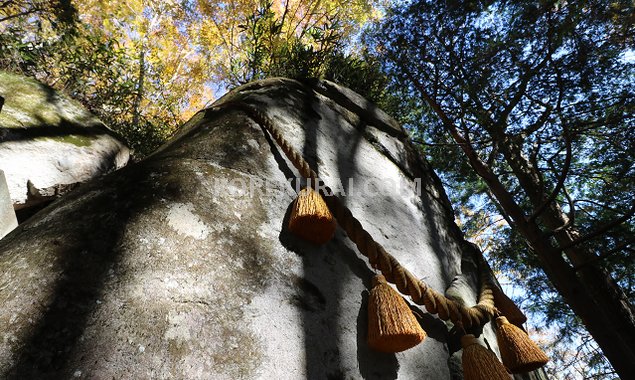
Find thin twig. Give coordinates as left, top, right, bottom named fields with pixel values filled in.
left=529, top=121, right=572, bottom=222
left=560, top=201, right=635, bottom=251
left=573, top=238, right=634, bottom=271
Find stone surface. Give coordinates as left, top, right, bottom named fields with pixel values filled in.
left=0, top=170, right=17, bottom=239
left=0, top=78, right=525, bottom=379
left=0, top=70, right=130, bottom=210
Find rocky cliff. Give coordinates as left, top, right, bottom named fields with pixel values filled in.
left=0, top=78, right=529, bottom=379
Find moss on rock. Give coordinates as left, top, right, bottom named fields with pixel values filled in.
left=0, top=70, right=103, bottom=130
left=0, top=70, right=130, bottom=209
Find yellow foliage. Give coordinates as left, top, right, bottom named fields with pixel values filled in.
left=3, top=0, right=382, bottom=154
left=73, top=0, right=381, bottom=114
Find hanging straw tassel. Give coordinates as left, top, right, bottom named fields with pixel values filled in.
left=288, top=187, right=336, bottom=245
left=367, top=274, right=426, bottom=352
left=495, top=316, right=549, bottom=373
left=461, top=334, right=511, bottom=380
left=492, top=286, right=527, bottom=327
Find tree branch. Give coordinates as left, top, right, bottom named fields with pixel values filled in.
left=387, top=52, right=531, bottom=230
left=529, top=121, right=572, bottom=222
left=0, top=8, right=41, bottom=23
left=0, top=0, right=16, bottom=9
left=559, top=201, right=635, bottom=251
left=521, top=101, right=552, bottom=138
left=574, top=238, right=635, bottom=271
left=411, top=139, right=467, bottom=147
left=550, top=185, right=575, bottom=234
left=573, top=199, right=624, bottom=214
left=497, top=50, right=551, bottom=126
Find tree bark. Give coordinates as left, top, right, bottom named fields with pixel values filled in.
left=407, top=72, right=635, bottom=377
left=490, top=127, right=635, bottom=376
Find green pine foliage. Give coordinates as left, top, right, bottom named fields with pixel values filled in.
left=367, top=0, right=634, bottom=378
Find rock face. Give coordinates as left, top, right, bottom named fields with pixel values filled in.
left=0, top=78, right=515, bottom=379
left=0, top=170, right=17, bottom=238
left=0, top=70, right=130, bottom=210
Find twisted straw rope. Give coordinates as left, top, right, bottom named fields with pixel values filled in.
left=213, top=101, right=498, bottom=329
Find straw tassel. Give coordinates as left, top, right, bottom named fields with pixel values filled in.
left=495, top=316, right=549, bottom=373
left=288, top=187, right=336, bottom=245
left=367, top=274, right=426, bottom=352
left=492, top=286, right=527, bottom=327
left=461, top=334, right=511, bottom=380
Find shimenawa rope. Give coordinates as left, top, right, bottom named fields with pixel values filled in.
left=212, top=101, right=498, bottom=329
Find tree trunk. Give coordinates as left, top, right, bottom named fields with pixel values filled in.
left=514, top=219, right=635, bottom=377
left=492, top=131, right=635, bottom=376
left=407, top=70, right=635, bottom=376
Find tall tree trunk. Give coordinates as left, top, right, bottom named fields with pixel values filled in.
left=492, top=130, right=635, bottom=376
left=407, top=75, right=635, bottom=377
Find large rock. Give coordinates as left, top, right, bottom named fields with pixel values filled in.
left=0, top=78, right=534, bottom=379
left=0, top=170, right=17, bottom=238
left=0, top=70, right=130, bottom=210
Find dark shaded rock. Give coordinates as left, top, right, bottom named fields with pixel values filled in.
left=0, top=78, right=519, bottom=379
